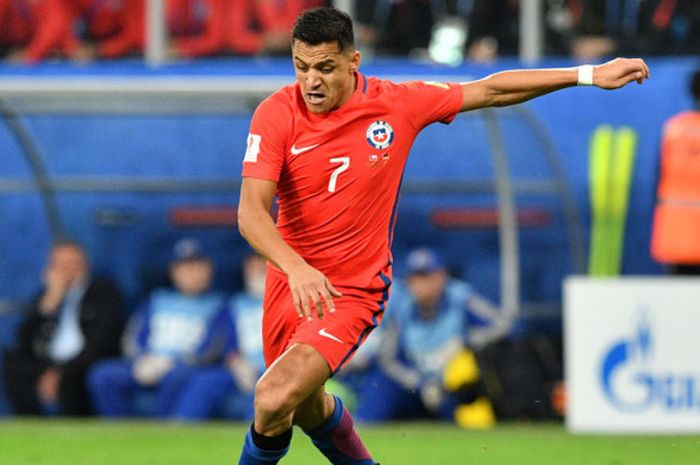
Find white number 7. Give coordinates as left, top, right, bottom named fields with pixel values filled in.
left=328, top=157, right=350, bottom=193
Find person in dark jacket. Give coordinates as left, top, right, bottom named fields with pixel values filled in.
left=2, top=239, right=124, bottom=416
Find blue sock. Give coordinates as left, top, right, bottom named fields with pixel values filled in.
left=304, top=395, right=376, bottom=465
left=237, top=424, right=291, bottom=465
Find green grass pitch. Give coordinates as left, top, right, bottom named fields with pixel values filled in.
left=0, top=419, right=698, bottom=465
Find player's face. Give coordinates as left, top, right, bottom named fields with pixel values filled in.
left=292, top=40, right=360, bottom=114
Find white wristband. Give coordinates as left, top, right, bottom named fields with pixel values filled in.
left=577, top=65, right=594, bottom=86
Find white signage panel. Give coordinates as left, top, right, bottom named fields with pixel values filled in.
left=565, top=277, right=700, bottom=433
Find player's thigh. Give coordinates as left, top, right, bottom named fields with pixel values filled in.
left=261, top=269, right=300, bottom=367
left=257, top=342, right=331, bottom=412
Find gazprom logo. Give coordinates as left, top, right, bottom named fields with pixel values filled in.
left=600, top=310, right=700, bottom=413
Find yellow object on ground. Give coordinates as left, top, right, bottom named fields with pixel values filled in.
left=454, top=397, right=496, bottom=429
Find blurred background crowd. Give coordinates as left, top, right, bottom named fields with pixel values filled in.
left=3, top=238, right=560, bottom=428
left=1, top=0, right=699, bottom=433
left=0, top=0, right=698, bottom=64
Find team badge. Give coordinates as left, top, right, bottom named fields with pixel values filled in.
left=366, top=120, right=394, bottom=150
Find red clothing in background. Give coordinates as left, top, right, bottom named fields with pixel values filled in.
left=174, top=0, right=327, bottom=58
left=171, top=0, right=227, bottom=57
left=92, top=0, right=143, bottom=58
left=172, top=0, right=262, bottom=58
left=0, top=0, right=79, bottom=62
left=255, top=0, right=324, bottom=34
left=69, top=0, right=125, bottom=41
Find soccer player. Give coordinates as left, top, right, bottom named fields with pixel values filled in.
left=236, top=7, right=649, bottom=465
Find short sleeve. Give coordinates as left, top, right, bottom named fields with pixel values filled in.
left=398, top=81, right=463, bottom=130
left=241, top=94, right=291, bottom=182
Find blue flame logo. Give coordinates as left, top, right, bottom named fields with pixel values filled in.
left=599, top=310, right=700, bottom=414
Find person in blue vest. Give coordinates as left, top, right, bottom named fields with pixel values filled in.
left=87, top=238, right=227, bottom=418
left=170, top=252, right=267, bottom=421
left=362, top=247, right=505, bottom=427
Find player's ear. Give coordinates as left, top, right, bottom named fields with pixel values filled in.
left=349, top=50, right=361, bottom=74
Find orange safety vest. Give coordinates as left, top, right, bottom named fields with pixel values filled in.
left=651, top=111, right=700, bottom=263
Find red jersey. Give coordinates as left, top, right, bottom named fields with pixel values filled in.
left=242, top=74, right=462, bottom=295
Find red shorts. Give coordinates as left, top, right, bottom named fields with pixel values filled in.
left=262, top=265, right=391, bottom=374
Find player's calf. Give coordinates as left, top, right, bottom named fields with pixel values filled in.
left=303, top=395, right=377, bottom=465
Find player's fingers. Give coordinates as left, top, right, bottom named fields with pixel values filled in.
left=633, top=58, right=650, bottom=78
left=326, top=281, right=342, bottom=298
left=320, top=287, right=336, bottom=314
left=641, top=60, right=650, bottom=78
left=300, top=292, right=312, bottom=321
left=292, top=293, right=304, bottom=319
left=313, top=290, right=325, bottom=320
left=628, top=60, right=648, bottom=84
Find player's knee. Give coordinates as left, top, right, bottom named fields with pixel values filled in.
left=254, top=376, right=293, bottom=418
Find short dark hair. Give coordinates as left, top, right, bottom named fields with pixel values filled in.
left=292, top=7, right=354, bottom=52
left=691, top=70, right=700, bottom=102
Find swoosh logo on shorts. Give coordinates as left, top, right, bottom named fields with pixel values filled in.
left=318, top=328, right=343, bottom=343
left=290, top=143, right=320, bottom=155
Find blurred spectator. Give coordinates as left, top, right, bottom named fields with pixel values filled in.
left=0, top=0, right=132, bottom=63
left=0, top=0, right=83, bottom=63
left=465, top=0, right=519, bottom=61
left=366, top=247, right=506, bottom=427
left=105, top=0, right=220, bottom=59
left=169, top=0, right=231, bottom=58
left=87, top=238, right=226, bottom=418
left=169, top=0, right=267, bottom=58
left=354, top=0, right=434, bottom=56
left=254, top=0, right=327, bottom=54
left=650, top=70, right=700, bottom=275
left=466, top=0, right=577, bottom=62
left=169, top=253, right=267, bottom=421
left=66, top=0, right=131, bottom=60
left=82, top=0, right=143, bottom=59
left=84, top=0, right=327, bottom=60
left=572, top=0, right=700, bottom=59
left=2, top=240, right=124, bottom=416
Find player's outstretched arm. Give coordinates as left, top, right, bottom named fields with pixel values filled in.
left=238, top=177, right=341, bottom=321
left=459, top=58, right=650, bottom=112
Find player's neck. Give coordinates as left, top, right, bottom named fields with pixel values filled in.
left=334, top=73, right=359, bottom=111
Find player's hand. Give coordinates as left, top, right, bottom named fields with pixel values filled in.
left=593, top=58, right=650, bottom=89
left=287, top=262, right=342, bottom=321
